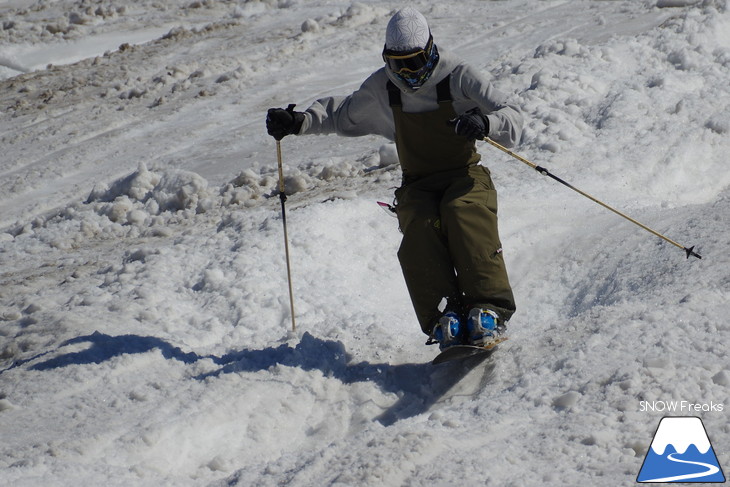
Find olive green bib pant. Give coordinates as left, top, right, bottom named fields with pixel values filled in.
left=388, top=76, right=516, bottom=335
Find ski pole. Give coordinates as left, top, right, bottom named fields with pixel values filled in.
left=483, top=137, right=702, bottom=259
left=276, top=138, right=297, bottom=331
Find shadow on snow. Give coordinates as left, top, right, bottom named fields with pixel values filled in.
left=7, top=331, right=497, bottom=426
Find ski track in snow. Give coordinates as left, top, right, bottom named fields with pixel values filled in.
left=647, top=453, right=721, bottom=482
left=1, top=1, right=729, bottom=486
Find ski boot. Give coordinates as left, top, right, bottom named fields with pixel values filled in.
left=467, top=308, right=506, bottom=347
left=431, top=311, right=463, bottom=351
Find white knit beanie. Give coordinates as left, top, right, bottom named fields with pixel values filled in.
left=385, top=7, right=430, bottom=52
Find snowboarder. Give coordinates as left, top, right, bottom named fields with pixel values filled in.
left=266, top=7, right=523, bottom=352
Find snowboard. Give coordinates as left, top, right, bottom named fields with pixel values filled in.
left=432, top=337, right=508, bottom=365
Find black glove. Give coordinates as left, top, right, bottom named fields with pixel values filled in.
left=266, top=104, right=305, bottom=140
left=451, top=107, right=489, bottom=141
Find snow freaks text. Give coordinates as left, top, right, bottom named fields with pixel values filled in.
left=639, top=401, right=724, bottom=413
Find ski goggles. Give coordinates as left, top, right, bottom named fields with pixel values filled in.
left=382, top=35, right=434, bottom=74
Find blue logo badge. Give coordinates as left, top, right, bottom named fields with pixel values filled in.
left=637, top=416, right=725, bottom=483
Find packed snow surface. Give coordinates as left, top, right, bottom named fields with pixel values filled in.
left=1, top=1, right=728, bottom=486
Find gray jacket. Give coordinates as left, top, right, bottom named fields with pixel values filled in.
left=299, top=48, right=522, bottom=148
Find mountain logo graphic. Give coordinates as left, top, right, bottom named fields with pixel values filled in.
left=637, top=416, right=726, bottom=483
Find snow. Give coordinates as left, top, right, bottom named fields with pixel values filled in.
left=650, top=417, right=711, bottom=455
left=1, top=0, right=728, bottom=486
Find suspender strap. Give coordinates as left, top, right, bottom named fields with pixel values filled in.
left=387, top=80, right=402, bottom=107
left=436, top=75, right=451, bottom=102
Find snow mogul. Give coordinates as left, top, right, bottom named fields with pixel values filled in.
left=266, top=7, right=523, bottom=352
